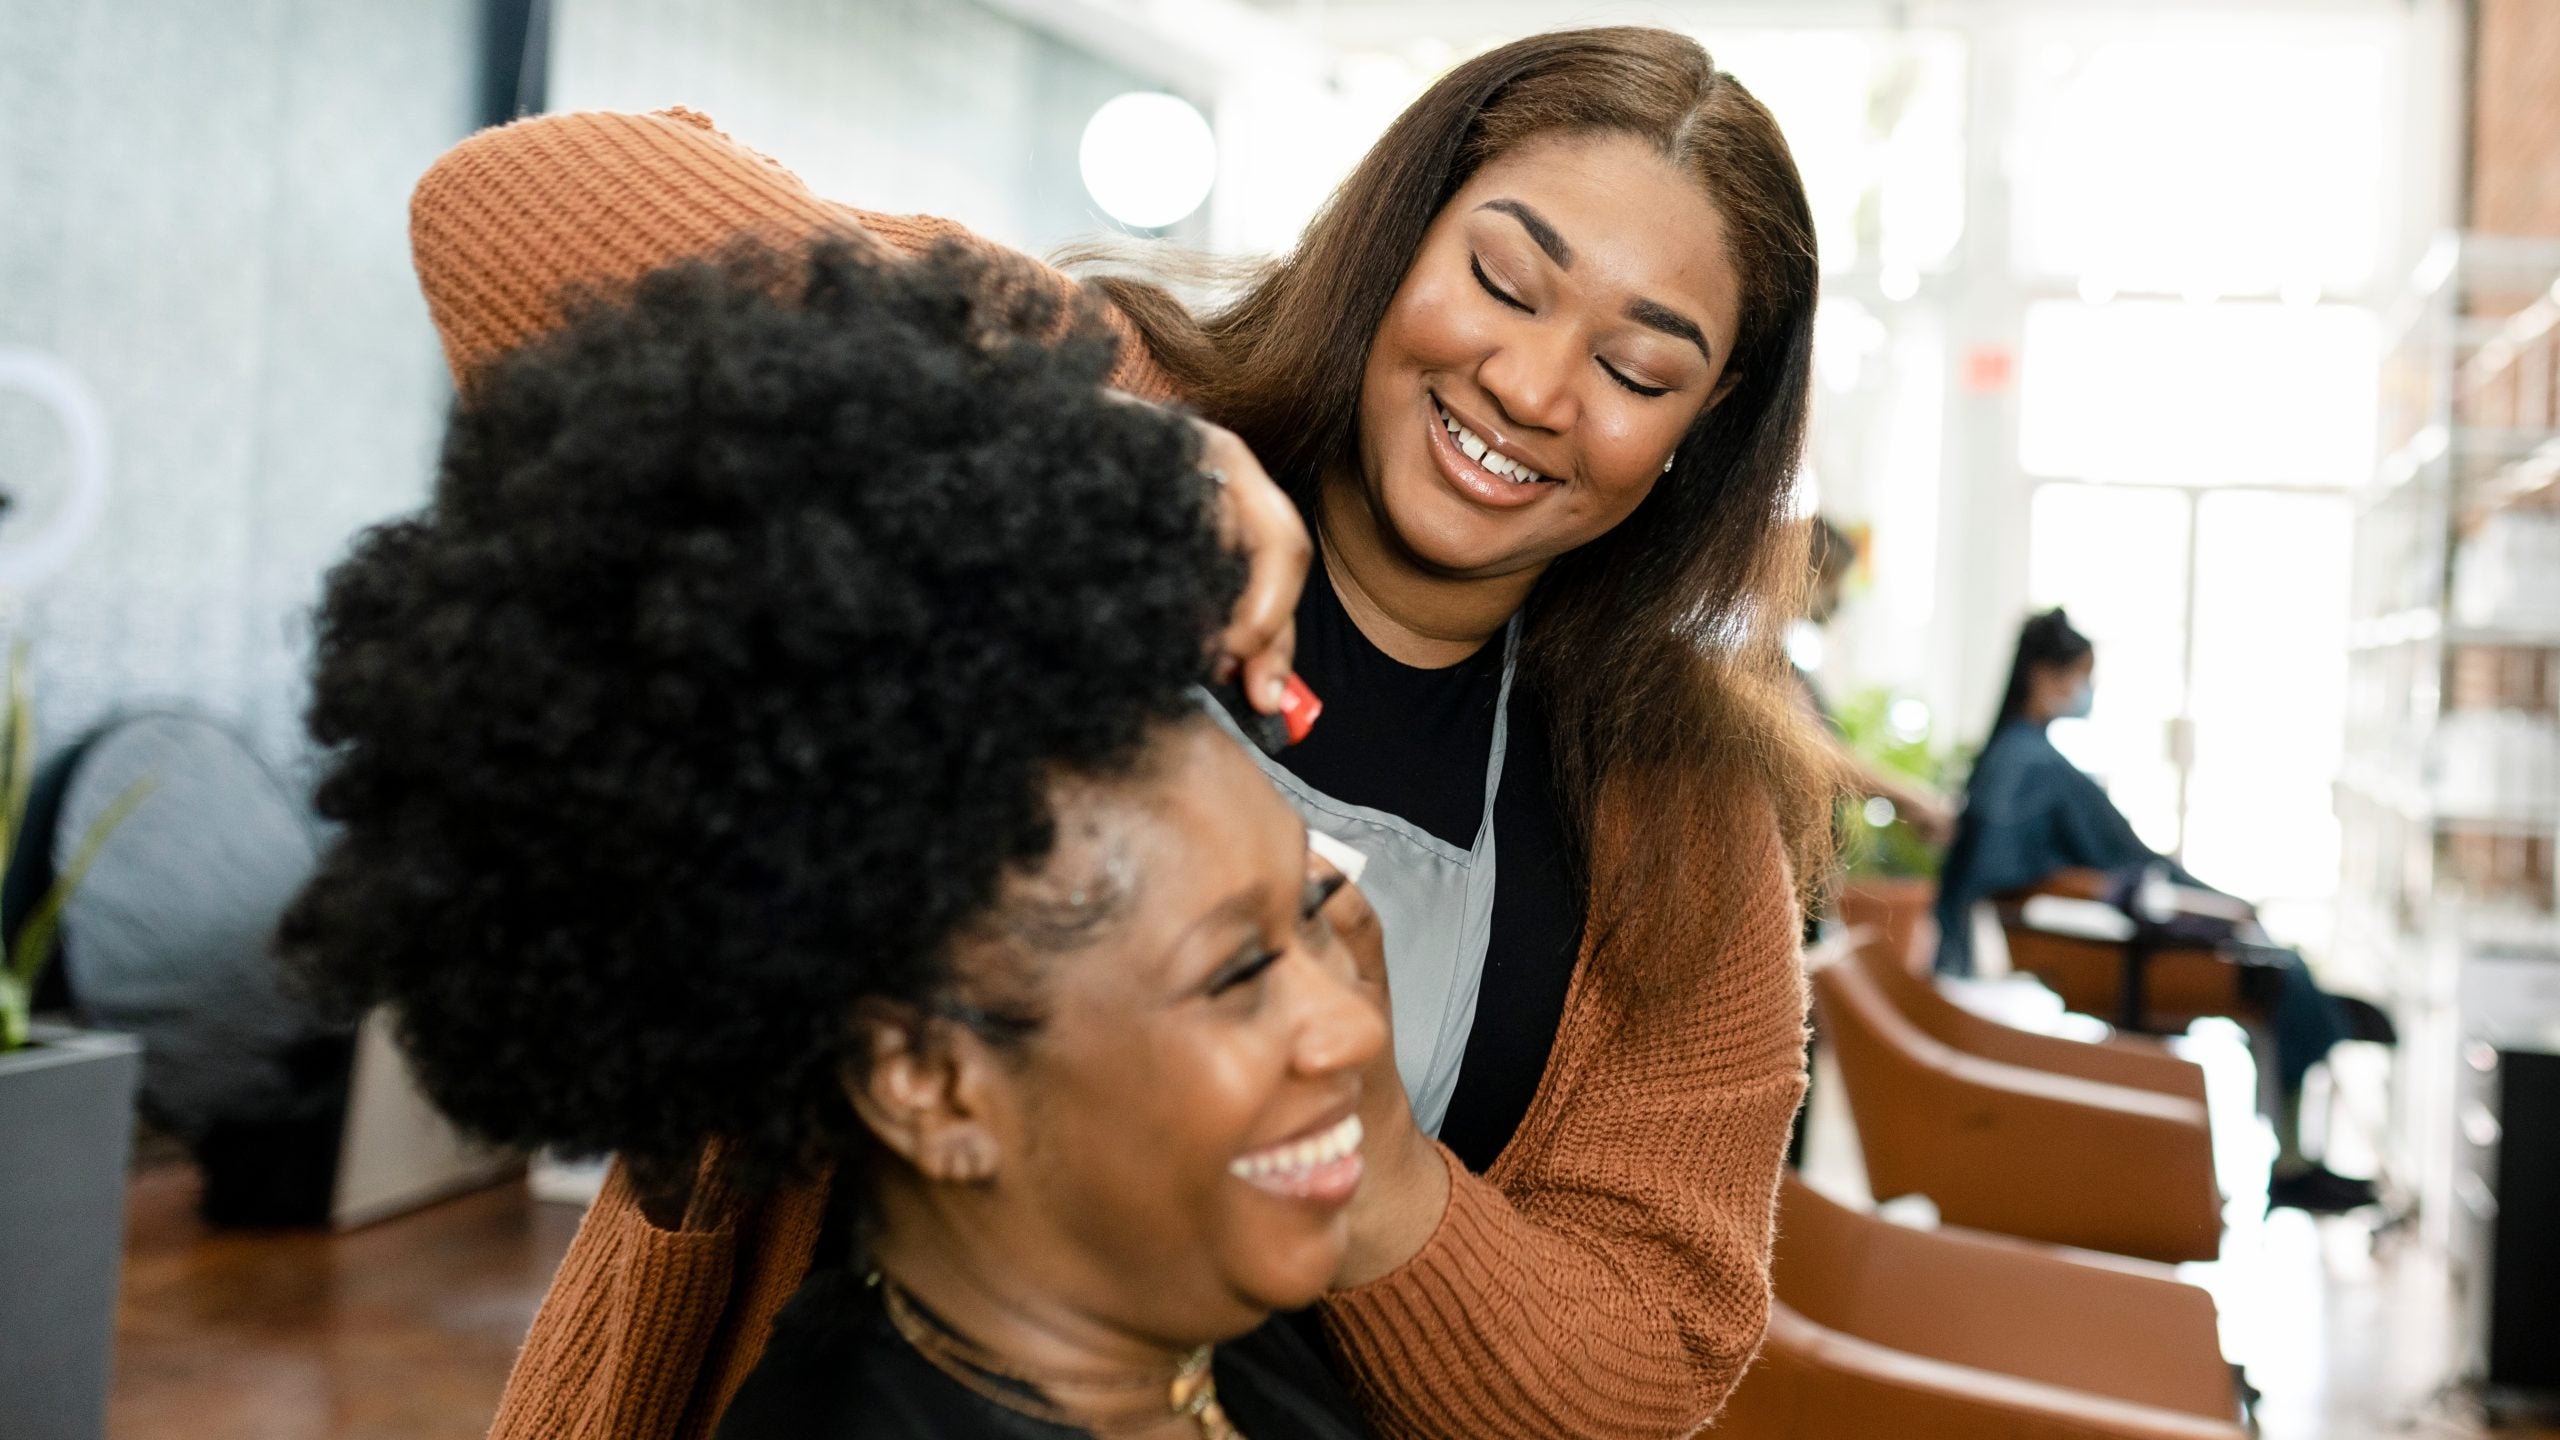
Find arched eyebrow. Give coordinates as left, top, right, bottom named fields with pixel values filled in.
left=1626, top=297, right=1712, bottom=364
left=1479, top=199, right=1572, bottom=266
left=1479, top=198, right=1713, bottom=365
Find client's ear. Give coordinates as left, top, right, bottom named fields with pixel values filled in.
left=845, top=1002, right=1006, bottom=1185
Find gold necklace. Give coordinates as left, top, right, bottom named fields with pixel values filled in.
left=873, top=1273, right=1245, bottom=1440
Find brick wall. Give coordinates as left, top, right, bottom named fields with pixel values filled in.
left=2469, top=0, right=2560, bottom=234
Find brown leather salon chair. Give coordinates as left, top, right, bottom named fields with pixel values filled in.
left=1848, top=939, right=2207, bottom=1108
left=1992, top=870, right=2247, bottom=1035
left=1717, top=1175, right=2247, bottom=1440
left=1834, top=876, right=1936, bottom=977
left=1811, top=946, right=2222, bottom=1263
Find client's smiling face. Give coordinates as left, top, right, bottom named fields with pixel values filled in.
left=859, top=716, right=1387, bottom=1344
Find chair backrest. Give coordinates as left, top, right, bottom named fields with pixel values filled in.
left=1997, top=918, right=2244, bottom=1033
left=1812, top=947, right=2223, bottom=1262
left=1809, top=953, right=1969, bottom=1207
left=1852, top=939, right=1966, bottom=1040
left=1758, top=1174, right=2246, bottom=1433
left=1835, top=878, right=1936, bottom=976
left=1850, top=942, right=2209, bottom=1104
left=1994, top=918, right=2128, bottom=1019
left=1768, top=1171, right=1871, bottom=1334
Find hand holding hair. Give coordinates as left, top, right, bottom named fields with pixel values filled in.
left=1191, top=417, right=1309, bottom=716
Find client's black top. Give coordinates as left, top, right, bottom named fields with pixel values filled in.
left=714, top=1269, right=1370, bottom=1440
left=716, top=1180, right=1370, bottom=1440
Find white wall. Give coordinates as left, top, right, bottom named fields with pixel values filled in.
left=0, top=0, right=1155, bottom=778
left=547, top=0, right=1154, bottom=254
left=0, top=0, right=481, bottom=775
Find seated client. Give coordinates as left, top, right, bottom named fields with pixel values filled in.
left=281, top=241, right=1381, bottom=1439
left=1937, top=607, right=2388, bottom=1215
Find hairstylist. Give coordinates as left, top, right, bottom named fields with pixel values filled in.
left=415, top=28, right=1831, bottom=1440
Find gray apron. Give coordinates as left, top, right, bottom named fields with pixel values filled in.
left=1198, top=621, right=1518, bottom=1136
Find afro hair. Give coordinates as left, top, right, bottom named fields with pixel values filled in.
left=281, top=240, right=1237, bottom=1179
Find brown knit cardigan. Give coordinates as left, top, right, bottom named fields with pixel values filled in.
left=413, top=109, right=1811, bottom=1440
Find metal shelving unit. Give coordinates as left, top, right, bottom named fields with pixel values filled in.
left=2339, top=233, right=2560, bottom=1400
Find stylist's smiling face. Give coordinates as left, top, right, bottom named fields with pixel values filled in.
left=983, top=719, right=1387, bottom=1341
left=1352, top=130, right=1744, bottom=578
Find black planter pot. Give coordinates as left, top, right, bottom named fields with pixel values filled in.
left=0, top=1023, right=140, bottom=1440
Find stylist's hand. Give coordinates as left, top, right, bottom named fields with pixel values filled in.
left=1192, top=419, right=1308, bottom=715
left=1898, top=790, right=1957, bottom=848
left=1314, top=869, right=1450, bottom=1290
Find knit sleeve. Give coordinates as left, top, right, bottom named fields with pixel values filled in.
left=1319, top=787, right=1811, bottom=1440
left=482, top=1146, right=830, bottom=1440
left=818, top=201, right=1179, bottom=406
left=409, top=108, right=1177, bottom=402
left=485, top=1160, right=741, bottom=1440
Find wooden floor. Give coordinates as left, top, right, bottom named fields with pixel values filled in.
left=109, top=1161, right=580, bottom=1440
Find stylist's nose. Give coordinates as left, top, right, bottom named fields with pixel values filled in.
left=1477, top=324, right=1579, bottom=436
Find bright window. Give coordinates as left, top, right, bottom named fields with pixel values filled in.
left=2018, top=300, right=2379, bottom=486
left=1701, top=30, right=1967, bottom=278
left=2009, top=21, right=2388, bottom=296
left=2026, top=484, right=2191, bottom=855
left=2184, top=490, right=2352, bottom=903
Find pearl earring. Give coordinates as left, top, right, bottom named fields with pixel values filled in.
left=1661, top=454, right=1676, bottom=475
left=937, top=1134, right=994, bottom=1183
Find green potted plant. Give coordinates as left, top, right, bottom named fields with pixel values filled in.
left=0, top=646, right=154, bottom=1440
left=1831, top=686, right=1958, bottom=972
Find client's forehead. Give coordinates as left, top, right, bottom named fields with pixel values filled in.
left=996, top=807, right=1142, bottom=952
left=981, top=719, right=1290, bottom=960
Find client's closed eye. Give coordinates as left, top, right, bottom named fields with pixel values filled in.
left=1302, top=872, right=1345, bottom=921
left=1208, top=941, right=1284, bottom=998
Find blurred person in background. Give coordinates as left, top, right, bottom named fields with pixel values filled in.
left=286, top=241, right=1384, bottom=1440
left=412, top=25, right=1836, bottom=1438
left=1791, top=515, right=1954, bottom=848
left=1936, top=608, right=2390, bottom=1214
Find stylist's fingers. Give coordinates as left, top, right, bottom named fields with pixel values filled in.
left=1239, top=618, right=1298, bottom=721
left=1196, top=421, right=1308, bottom=712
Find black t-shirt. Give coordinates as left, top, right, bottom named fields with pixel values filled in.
left=719, top=1179, right=1369, bottom=1440
left=1279, top=559, right=1585, bottom=1173
left=714, top=1269, right=1369, bottom=1440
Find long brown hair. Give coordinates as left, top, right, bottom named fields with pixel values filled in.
left=1085, top=27, right=1841, bottom=902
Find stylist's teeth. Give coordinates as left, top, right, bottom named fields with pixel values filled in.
left=1436, top=399, right=1548, bottom=484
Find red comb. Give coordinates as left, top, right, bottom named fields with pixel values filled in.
left=1278, top=672, right=1323, bottom=745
